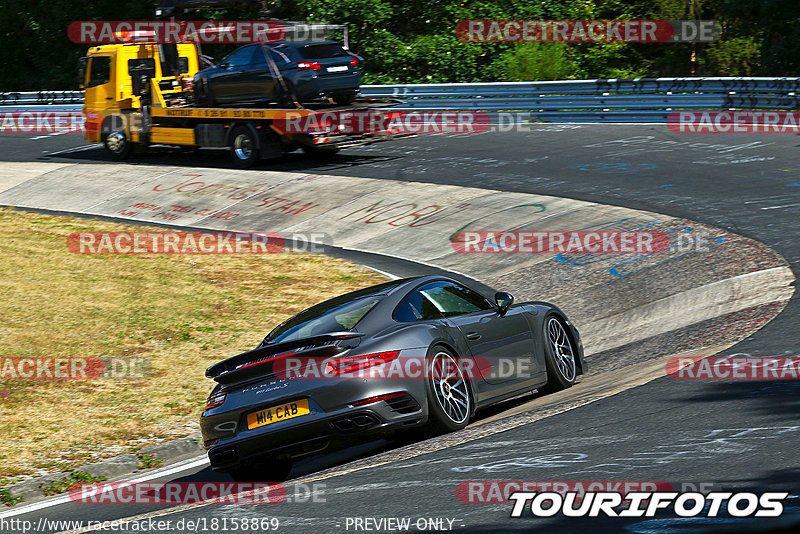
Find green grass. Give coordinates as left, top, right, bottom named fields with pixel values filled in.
left=0, top=208, right=387, bottom=481
left=40, top=470, right=107, bottom=497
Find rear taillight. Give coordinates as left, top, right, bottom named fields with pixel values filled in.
left=349, top=57, right=359, bottom=66
left=203, top=438, right=219, bottom=448
left=325, top=350, right=400, bottom=376
left=297, top=61, right=322, bottom=70
left=206, top=392, right=226, bottom=410
left=351, top=391, right=407, bottom=407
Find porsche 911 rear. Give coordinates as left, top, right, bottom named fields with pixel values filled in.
left=200, top=275, right=586, bottom=481
left=200, top=333, right=428, bottom=475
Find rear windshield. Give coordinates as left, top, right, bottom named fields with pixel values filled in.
left=265, top=296, right=381, bottom=344
left=298, top=44, right=349, bottom=59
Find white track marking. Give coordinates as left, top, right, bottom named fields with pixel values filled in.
left=45, top=144, right=99, bottom=156
left=0, top=456, right=209, bottom=519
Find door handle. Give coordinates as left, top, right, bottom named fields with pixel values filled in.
left=466, top=332, right=482, bottom=340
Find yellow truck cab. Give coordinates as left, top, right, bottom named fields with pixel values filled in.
left=81, top=43, right=199, bottom=146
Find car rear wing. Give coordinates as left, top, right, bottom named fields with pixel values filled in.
left=205, top=331, right=364, bottom=383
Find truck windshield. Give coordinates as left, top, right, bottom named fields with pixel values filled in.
left=88, top=57, right=111, bottom=87
left=264, top=296, right=382, bottom=344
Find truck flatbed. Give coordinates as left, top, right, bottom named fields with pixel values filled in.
left=151, top=96, right=404, bottom=119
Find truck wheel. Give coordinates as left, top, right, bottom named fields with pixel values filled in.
left=229, top=126, right=259, bottom=168
left=103, top=131, right=133, bottom=160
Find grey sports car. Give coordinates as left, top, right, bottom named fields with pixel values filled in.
left=200, top=275, right=585, bottom=481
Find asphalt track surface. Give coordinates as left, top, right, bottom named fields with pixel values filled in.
left=0, top=125, right=799, bottom=533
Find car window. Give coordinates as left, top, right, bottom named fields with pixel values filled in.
left=299, top=44, right=348, bottom=59
left=251, top=46, right=292, bottom=65
left=394, top=290, right=444, bottom=322
left=269, top=45, right=293, bottom=64
left=418, top=281, right=492, bottom=317
left=222, top=46, right=256, bottom=67
left=265, top=296, right=381, bottom=344
left=88, top=56, right=111, bottom=87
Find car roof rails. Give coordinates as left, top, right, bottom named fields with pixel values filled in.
left=156, top=0, right=281, bottom=19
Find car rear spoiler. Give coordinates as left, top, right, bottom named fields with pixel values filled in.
left=205, top=331, right=364, bottom=382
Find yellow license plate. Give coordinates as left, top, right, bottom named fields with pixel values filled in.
left=247, top=399, right=310, bottom=430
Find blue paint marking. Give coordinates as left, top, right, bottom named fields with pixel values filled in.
left=481, top=238, right=504, bottom=250
left=608, top=236, right=727, bottom=277
left=553, top=219, right=728, bottom=277
left=570, top=162, right=659, bottom=175
left=788, top=182, right=800, bottom=187
left=660, top=184, right=674, bottom=188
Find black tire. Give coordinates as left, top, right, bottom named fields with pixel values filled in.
left=424, top=346, right=471, bottom=434
left=228, top=126, right=259, bottom=168
left=102, top=130, right=133, bottom=160
left=228, top=458, right=293, bottom=482
left=539, top=314, right=578, bottom=393
left=333, top=93, right=357, bottom=106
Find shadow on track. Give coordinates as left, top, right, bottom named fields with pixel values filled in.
left=37, top=145, right=403, bottom=173
left=676, top=380, right=800, bottom=422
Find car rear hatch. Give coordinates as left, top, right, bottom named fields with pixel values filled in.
left=294, top=43, right=358, bottom=77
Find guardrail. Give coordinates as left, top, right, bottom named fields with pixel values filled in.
left=4, top=77, right=800, bottom=122
left=359, top=77, right=800, bottom=121
left=0, top=90, right=83, bottom=105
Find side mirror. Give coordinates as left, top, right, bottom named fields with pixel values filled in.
left=77, top=57, right=88, bottom=90
left=494, top=292, right=514, bottom=316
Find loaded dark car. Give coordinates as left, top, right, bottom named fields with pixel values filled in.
left=193, top=40, right=362, bottom=107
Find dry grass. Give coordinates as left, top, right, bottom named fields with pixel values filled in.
left=0, top=208, right=387, bottom=483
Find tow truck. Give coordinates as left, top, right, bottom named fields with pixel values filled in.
left=79, top=0, right=406, bottom=168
